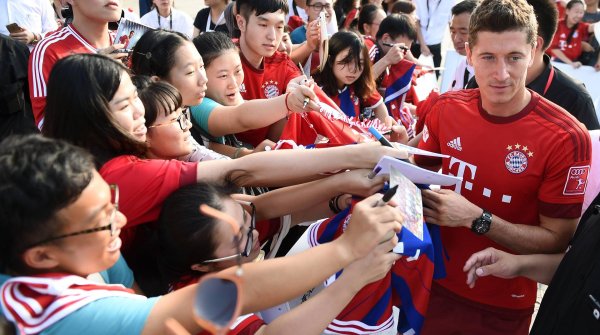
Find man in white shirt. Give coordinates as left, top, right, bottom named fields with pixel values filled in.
left=139, top=0, right=193, bottom=38
left=0, top=0, right=58, bottom=50
left=411, top=0, right=454, bottom=77
left=448, top=0, right=478, bottom=91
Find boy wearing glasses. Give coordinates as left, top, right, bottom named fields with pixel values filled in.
left=0, top=134, right=403, bottom=334
left=289, top=0, right=333, bottom=45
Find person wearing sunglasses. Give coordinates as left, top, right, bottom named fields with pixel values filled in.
left=157, top=179, right=399, bottom=334
left=0, top=134, right=403, bottom=335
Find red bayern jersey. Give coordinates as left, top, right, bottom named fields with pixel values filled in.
left=29, top=25, right=111, bottom=129
left=549, top=19, right=590, bottom=61
left=330, top=84, right=383, bottom=119
left=415, top=89, right=590, bottom=310
left=237, top=51, right=301, bottom=147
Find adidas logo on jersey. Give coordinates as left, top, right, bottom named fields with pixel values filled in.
left=447, top=137, right=462, bottom=151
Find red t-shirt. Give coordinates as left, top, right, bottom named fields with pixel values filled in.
left=330, top=85, right=383, bottom=119
left=237, top=51, right=302, bottom=147
left=363, top=35, right=379, bottom=63
left=99, top=155, right=198, bottom=250
left=415, top=89, right=590, bottom=310
left=28, top=25, right=111, bottom=129
left=549, top=19, right=590, bottom=61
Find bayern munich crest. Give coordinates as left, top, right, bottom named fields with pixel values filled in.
left=504, top=143, right=533, bottom=174
left=262, top=80, right=280, bottom=99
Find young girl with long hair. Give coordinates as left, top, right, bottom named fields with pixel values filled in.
left=315, top=31, right=389, bottom=122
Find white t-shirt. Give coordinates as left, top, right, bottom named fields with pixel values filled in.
left=0, top=0, right=58, bottom=49
left=140, top=8, right=193, bottom=39
left=414, top=0, right=453, bottom=45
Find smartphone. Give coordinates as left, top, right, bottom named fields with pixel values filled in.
left=6, top=23, right=24, bottom=34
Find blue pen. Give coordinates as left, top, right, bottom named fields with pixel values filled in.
left=369, top=126, right=411, bottom=163
left=369, top=126, right=393, bottom=147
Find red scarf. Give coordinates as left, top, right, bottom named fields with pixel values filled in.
left=1, top=273, right=139, bottom=334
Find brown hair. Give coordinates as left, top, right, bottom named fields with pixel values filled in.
left=468, top=0, right=538, bottom=48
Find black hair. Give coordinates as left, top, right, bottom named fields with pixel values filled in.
left=358, top=4, right=383, bottom=34
left=43, top=54, right=146, bottom=166
left=314, top=31, right=376, bottom=100
left=0, top=135, right=95, bottom=274
left=193, top=31, right=238, bottom=68
left=131, top=29, right=190, bottom=79
left=236, top=0, right=289, bottom=21
left=527, top=0, right=559, bottom=50
left=375, top=13, right=417, bottom=41
left=157, top=182, right=240, bottom=287
left=452, top=0, right=478, bottom=16
left=565, top=0, right=584, bottom=44
left=133, top=78, right=183, bottom=128
left=390, top=0, right=416, bottom=14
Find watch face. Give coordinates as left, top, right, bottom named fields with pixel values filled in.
left=473, top=220, right=489, bottom=234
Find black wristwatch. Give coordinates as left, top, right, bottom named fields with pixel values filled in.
left=471, top=210, right=492, bottom=235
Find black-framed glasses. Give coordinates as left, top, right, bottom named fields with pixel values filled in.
left=202, top=202, right=256, bottom=263
left=308, top=3, right=332, bottom=11
left=148, top=107, right=190, bottom=131
left=26, top=185, right=120, bottom=249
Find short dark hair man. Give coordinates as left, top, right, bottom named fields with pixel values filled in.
left=414, top=0, right=591, bottom=333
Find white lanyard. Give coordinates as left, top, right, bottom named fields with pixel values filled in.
left=206, top=11, right=225, bottom=32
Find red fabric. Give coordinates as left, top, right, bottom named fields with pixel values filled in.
left=363, top=36, right=379, bottom=63
left=99, top=155, right=198, bottom=251
left=549, top=19, right=590, bottom=61
left=237, top=50, right=302, bottom=147
left=420, top=284, right=532, bottom=335
left=28, top=25, right=107, bottom=128
left=415, top=89, right=590, bottom=310
left=287, top=15, right=304, bottom=31
left=1, top=274, right=135, bottom=334
left=414, top=91, right=440, bottom=135
left=343, top=9, right=358, bottom=30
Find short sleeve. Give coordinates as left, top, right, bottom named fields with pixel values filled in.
left=415, top=98, right=443, bottom=167
left=190, top=97, right=226, bottom=144
left=45, top=296, right=160, bottom=335
left=99, top=157, right=198, bottom=226
left=194, top=8, right=207, bottom=30
left=363, top=90, right=383, bottom=109
left=537, top=129, right=591, bottom=218
left=99, top=255, right=135, bottom=288
left=283, top=56, right=302, bottom=85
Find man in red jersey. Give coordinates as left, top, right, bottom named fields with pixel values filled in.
left=234, top=0, right=305, bottom=146
left=28, top=0, right=127, bottom=129
left=414, top=0, right=591, bottom=333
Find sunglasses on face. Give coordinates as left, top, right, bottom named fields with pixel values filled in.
left=202, top=202, right=256, bottom=264
left=195, top=204, right=245, bottom=335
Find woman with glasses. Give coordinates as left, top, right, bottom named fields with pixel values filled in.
left=134, top=76, right=226, bottom=162
left=157, top=181, right=399, bottom=334
left=41, top=53, right=407, bottom=294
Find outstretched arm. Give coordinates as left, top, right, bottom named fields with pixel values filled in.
left=141, top=194, right=404, bottom=335
left=463, top=247, right=564, bottom=288
left=196, top=142, right=408, bottom=187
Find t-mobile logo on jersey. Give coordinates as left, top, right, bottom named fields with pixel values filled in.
left=448, top=157, right=513, bottom=204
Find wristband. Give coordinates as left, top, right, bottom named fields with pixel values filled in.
left=329, top=194, right=343, bottom=214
